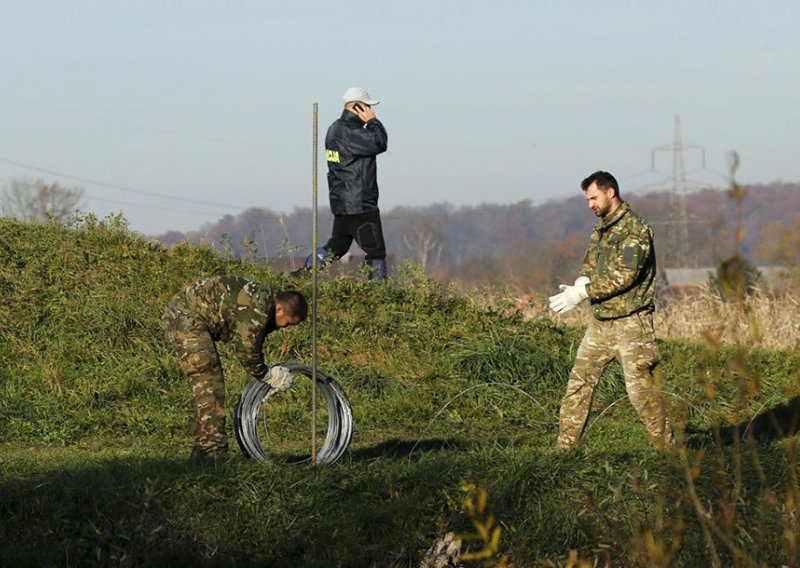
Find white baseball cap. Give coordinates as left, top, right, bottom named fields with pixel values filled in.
left=342, top=86, right=380, bottom=105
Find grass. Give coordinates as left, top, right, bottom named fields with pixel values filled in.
left=505, top=286, right=800, bottom=352
left=1, top=214, right=800, bottom=566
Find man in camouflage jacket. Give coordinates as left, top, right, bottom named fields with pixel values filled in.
left=549, top=171, right=672, bottom=450
left=162, top=275, right=308, bottom=461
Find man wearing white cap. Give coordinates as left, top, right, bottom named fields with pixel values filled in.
left=297, top=87, right=390, bottom=279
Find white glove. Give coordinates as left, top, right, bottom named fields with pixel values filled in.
left=549, top=282, right=589, bottom=314
left=574, top=276, right=591, bottom=287
left=264, top=365, right=294, bottom=392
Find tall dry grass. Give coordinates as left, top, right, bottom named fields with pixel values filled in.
left=655, top=286, right=800, bottom=351
left=500, top=286, right=800, bottom=352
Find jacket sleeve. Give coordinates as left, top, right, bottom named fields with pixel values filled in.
left=344, top=119, right=388, bottom=157
left=579, top=230, right=599, bottom=280
left=586, top=225, right=653, bottom=302
left=231, top=305, right=270, bottom=380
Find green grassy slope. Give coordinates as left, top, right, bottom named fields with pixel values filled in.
left=1, top=215, right=799, bottom=566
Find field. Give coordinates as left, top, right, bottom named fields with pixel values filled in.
left=1, top=215, right=800, bottom=566
left=508, top=286, right=800, bottom=353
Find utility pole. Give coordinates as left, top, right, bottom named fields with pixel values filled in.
left=310, top=102, right=319, bottom=465
left=649, top=115, right=707, bottom=268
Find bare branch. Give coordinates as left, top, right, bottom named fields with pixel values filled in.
left=2, top=178, right=85, bottom=223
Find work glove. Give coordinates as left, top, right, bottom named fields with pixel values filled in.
left=263, top=365, right=294, bottom=392
left=548, top=282, right=589, bottom=314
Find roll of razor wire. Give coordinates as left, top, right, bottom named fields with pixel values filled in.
left=234, top=362, right=353, bottom=464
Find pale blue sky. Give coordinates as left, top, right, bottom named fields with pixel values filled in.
left=0, top=1, right=797, bottom=234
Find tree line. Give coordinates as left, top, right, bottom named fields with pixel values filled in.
left=2, top=177, right=797, bottom=294
left=154, top=182, right=800, bottom=293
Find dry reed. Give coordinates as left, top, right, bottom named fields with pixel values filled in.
left=499, top=286, right=800, bottom=352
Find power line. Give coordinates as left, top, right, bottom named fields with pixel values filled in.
left=620, top=168, right=665, bottom=182
left=634, top=115, right=728, bottom=269
left=0, top=174, right=229, bottom=220
left=0, top=156, right=247, bottom=211
left=84, top=193, right=236, bottom=218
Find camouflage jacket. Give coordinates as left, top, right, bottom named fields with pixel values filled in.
left=169, top=275, right=277, bottom=379
left=579, top=202, right=657, bottom=320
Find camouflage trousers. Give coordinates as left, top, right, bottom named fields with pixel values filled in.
left=556, top=311, right=672, bottom=450
left=162, top=299, right=229, bottom=459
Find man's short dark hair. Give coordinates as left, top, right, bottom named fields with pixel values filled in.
left=276, top=290, right=308, bottom=321
left=581, top=171, right=620, bottom=198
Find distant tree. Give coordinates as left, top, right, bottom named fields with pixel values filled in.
left=550, top=233, right=586, bottom=285
left=402, top=218, right=444, bottom=272
left=158, top=231, right=189, bottom=247
left=757, top=216, right=800, bottom=266
left=757, top=216, right=800, bottom=293
left=2, top=178, right=85, bottom=223
left=151, top=182, right=799, bottom=291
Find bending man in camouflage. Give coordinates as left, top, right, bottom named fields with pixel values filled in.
left=549, top=171, right=673, bottom=450
left=162, top=275, right=308, bottom=461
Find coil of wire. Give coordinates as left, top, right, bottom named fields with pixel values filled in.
left=234, top=361, right=353, bottom=464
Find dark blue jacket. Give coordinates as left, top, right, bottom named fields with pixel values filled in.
left=325, top=110, right=388, bottom=215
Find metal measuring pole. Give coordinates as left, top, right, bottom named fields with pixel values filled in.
left=311, top=102, right=319, bottom=464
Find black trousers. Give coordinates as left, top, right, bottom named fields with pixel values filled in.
left=323, top=211, right=386, bottom=261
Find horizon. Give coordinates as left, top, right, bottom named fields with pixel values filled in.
left=153, top=178, right=797, bottom=240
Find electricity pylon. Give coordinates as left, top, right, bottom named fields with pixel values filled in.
left=649, top=115, right=707, bottom=268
